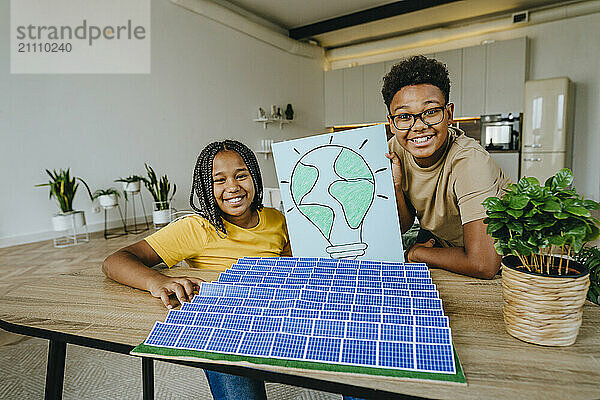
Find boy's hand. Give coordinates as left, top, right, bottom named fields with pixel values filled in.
left=385, top=152, right=403, bottom=187
left=405, top=239, right=435, bottom=262
left=148, top=275, right=205, bottom=309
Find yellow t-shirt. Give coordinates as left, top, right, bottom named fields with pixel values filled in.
left=389, top=127, right=511, bottom=247
left=144, top=207, right=291, bottom=271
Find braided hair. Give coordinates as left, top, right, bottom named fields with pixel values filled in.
left=190, top=140, right=263, bottom=235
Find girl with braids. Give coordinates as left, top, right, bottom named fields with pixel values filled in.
left=102, top=140, right=290, bottom=400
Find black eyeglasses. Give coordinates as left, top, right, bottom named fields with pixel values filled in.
left=388, top=104, right=450, bottom=131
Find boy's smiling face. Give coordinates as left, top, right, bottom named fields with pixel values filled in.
left=388, top=84, right=454, bottom=167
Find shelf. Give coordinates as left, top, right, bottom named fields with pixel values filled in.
left=253, top=118, right=292, bottom=129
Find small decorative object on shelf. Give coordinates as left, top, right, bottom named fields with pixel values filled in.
left=285, top=104, right=294, bottom=120
left=257, top=107, right=267, bottom=120
left=270, top=105, right=278, bottom=119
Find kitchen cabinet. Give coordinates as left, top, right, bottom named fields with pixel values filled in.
left=461, top=45, right=486, bottom=117
left=434, top=49, right=462, bottom=117
left=521, top=152, right=566, bottom=184
left=363, top=62, right=387, bottom=123
left=343, top=67, right=364, bottom=125
left=324, top=69, right=344, bottom=126
left=485, top=37, right=527, bottom=114
left=489, top=152, right=520, bottom=183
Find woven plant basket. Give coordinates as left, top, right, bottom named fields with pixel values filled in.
left=502, top=255, right=590, bottom=346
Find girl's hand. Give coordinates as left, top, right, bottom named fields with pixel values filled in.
left=405, top=239, right=435, bottom=262
left=385, top=152, right=403, bottom=187
left=148, top=275, right=205, bottom=309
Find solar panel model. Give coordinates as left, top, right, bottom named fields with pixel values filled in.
left=143, top=257, right=456, bottom=375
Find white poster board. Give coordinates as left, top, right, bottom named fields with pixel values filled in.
left=272, top=125, right=404, bottom=262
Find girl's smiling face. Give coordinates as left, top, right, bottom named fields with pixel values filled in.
left=212, top=150, right=256, bottom=226
left=388, top=84, right=454, bottom=167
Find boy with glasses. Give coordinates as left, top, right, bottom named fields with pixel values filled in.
left=383, top=55, right=510, bottom=279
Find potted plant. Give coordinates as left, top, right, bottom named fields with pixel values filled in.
left=115, top=175, right=144, bottom=193
left=575, top=246, right=600, bottom=305
left=36, top=169, right=94, bottom=231
left=92, top=188, right=121, bottom=209
left=143, top=163, right=176, bottom=226
left=483, top=168, right=600, bottom=346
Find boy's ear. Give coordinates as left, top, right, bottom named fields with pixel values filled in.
left=446, top=102, right=454, bottom=124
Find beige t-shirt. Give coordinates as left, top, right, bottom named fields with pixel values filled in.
left=388, top=127, right=510, bottom=247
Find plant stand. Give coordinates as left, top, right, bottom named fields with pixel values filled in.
left=123, top=191, right=150, bottom=234
left=103, top=204, right=128, bottom=240
left=53, top=211, right=89, bottom=248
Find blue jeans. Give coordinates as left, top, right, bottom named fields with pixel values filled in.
left=204, top=370, right=365, bottom=400
left=204, top=370, right=267, bottom=400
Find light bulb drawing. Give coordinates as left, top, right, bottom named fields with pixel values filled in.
left=287, top=141, right=378, bottom=259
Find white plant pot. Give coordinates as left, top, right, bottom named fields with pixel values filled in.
left=98, top=194, right=118, bottom=208
left=122, top=181, right=141, bottom=193
left=152, top=209, right=171, bottom=225
left=52, top=211, right=86, bottom=231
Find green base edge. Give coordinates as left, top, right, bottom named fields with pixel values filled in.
left=131, top=342, right=466, bottom=384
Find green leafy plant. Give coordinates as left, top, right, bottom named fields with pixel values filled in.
left=143, top=163, right=176, bottom=210
left=36, top=169, right=93, bottom=214
left=483, top=168, right=600, bottom=275
left=574, top=246, right=600, bottom=305
left=92, top=188, right=121, bottom=200
left=114, top=175, right=144, bottom=183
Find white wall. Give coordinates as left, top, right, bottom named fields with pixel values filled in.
left=0, top=0, right=325, bottom=246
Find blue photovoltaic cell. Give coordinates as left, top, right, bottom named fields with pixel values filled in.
left=356, top=287, right=382, bottom=295
left=415, top=343, right=454, bottom=373
left=271, top=333, right=307, bottom=359
left=286, top=278, right=309, bottom=285
left=327, top=292, right=354, bottom=304
left=225, top=285, right=250, bottom=298
left=221, top=314, right=252, bottom=331
left=413, top=298, right=442, bottom=309
left=195, top=313, right=224, bottom=327
left=233, top=306, right=262, bottom=316
left=379, top=341, right=414, bottom=369
left=199, top=284, right=225, bottom=297
left=263, top=276, right=286, bottom=285
left=415, top=326, right=451, bottom=344
left=207, top=305, right=236, bottom=314
left=217, top=297, right=245, bottom=307
left=165, top=310, right=197, bottom=325
left=323, top=303, right=352, bottom=312
left=282, top=317, right=313, bottom=336
left=355, top=294, right=382, bottom=306
left=192, top=296, right=219, bottom=305
left=415, top=315, right=449, bottom=327
left=382, top=314, right=413, bottom=325
left=251, top=316, right=282, bottom=332
left=383, top=296, right=411, bottom=308
left=269, top=299, right=295, bottom=309
left=205, top=329, right=244, bottom=353
left=346, top=321, right=378, bottom=340
left=243, top=299, right=270, bottom=308
left=290, top=309, right=319, bottom=319
left=239, top=332, right=274, bottom=356
left=301, top=290, right=328, bottom=303
left=320, top=310, right=350, bottom=321
left=145, top=322, right=184, bottom=347
left=176, top=326, right=213, bottom=350
left=249, top=287, right=276, bottom=299
left=408, top=283, right=435, bottom=291
left=262, top=308, right=290, bottom=317
left=306, top=337, right=341, bottom=362
left=219, top=273, right=241, bottom=283
left=352, top=305, right=380, bottom=314
left=351, top=313, right=381, bottom=323
left=181, top=303, right=209, bottom=312
left=330, top=286, right=356, bottom=293
left=413, top=308, right=444, bottom=316
left=274, top=289, right=300, bottom=300
left=411, top=290, right=439, bottom=298
left=381, top=324, right=413, bottom=342
left=341, top=339, right=377, bottom=366
left=296, top=300, right=322, bottom=310
left=314, top=319, right=345, bottom=338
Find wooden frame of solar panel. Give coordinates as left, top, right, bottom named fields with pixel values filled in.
left=135, top=257, right=465, bottom=383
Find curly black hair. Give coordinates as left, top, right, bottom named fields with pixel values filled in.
left=381, top=55, right=450, bottom=112
left=189, top=140, right=263, bottom=235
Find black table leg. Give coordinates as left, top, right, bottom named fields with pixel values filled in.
left=45, top=339, right=66, bottom=400
left=142, top=357, right=154, bottom=400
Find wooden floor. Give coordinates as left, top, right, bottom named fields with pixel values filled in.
left=0, top=231, right=337, bottom=400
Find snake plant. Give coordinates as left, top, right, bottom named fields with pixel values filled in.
left=36, top=169, right=93, bottom=213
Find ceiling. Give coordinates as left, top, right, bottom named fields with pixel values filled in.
left=220, top=0, right=574, bottom=48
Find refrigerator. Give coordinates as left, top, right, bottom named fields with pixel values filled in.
left=520, top=78, right=574, bottom=184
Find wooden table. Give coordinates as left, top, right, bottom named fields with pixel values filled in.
left=0, top=266, right=598, bottom=400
